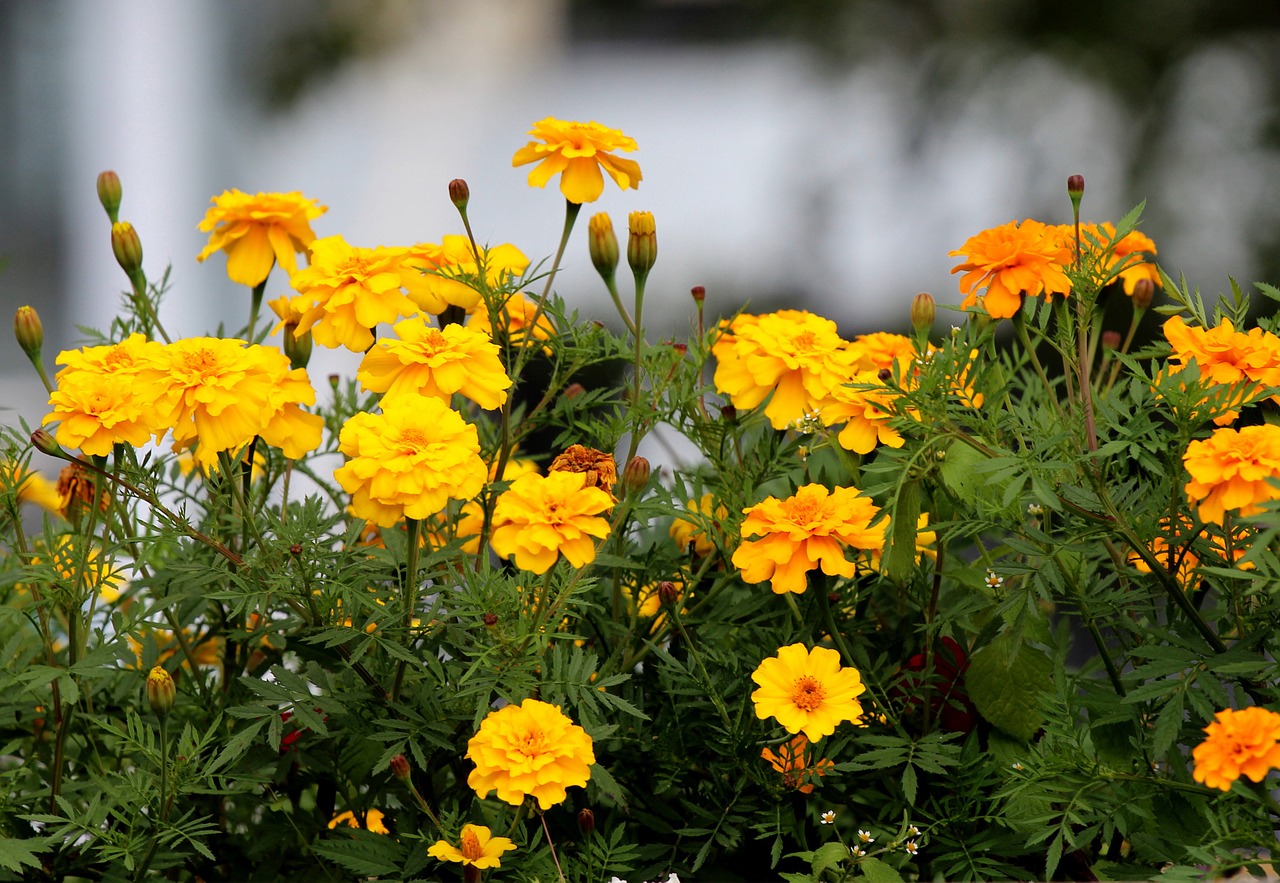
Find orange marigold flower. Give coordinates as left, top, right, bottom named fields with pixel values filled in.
left=1184, top=424, right=1280, bottom=525
left=846, top=332, right=918, bottom=373
left=949, top=219, right=1072, bottom=319
left=670, top=493, right=729, bottom=557
left=357, top=316, right=512, bottom=410
left=712, top=311, right=858, bottom=430
left=197, top=190, right=327, bottom=287
left=467, top=292, right=558, bottom=353
left=818, top=370, right=905, bottom=455
left=328, top=809, right=389, bottom=835
left=164, top=337, right=323, bottom=469
left=549, top=444, right=617, bottom=493
left=1191, top=706, right=1280, bottom=791
left=489, top=471, right=613, bottom=574
left=334, top=398, right=487, bottom=527
left=401, top=236, right=530, bottom=315
left=428, top=824, right=517, bottom=870
left=760, top=733, right=835, bottom=794
left=751, top=643, right=867, bottom=741
left=466, top=698, right=595, bottom=809
left=1163, top=315, right=1280, bottom=425
left=289, top=235, right=420, bottom=352
left=512, top=117, right=642, bottom=204
left=732, top=484, right=884, bottom=594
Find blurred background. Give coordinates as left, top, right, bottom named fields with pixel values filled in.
left=2, top=0, right=1278, bottom=424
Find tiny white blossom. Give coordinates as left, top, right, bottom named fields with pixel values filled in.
left=905, top=840, right=919, bottom=855
left=1027, top=503, right=1044, bottom=516
left=851, top=846, right=866, bottom=858
left=907, top=825, right=920, bottom=837
left=820, top=810, right=836, bottom=825
left=1012, top=761, right=1024, bottom=771
left=858, top=829, right=875, bottom=844
left=985, top=570, right=1004, bottom=589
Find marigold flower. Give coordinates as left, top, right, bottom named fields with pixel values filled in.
left=428, top=824, right=517, bottom=870
left=328, top=809, right=389, bottom=835
left=1192, top=706, right=1280, bottom=791
left=1183, top=424, right=1280, bottom=525
left=289, top=235, right=420, bottom=352
left=1163, top=315, right=1280, bottom=425
left=670, top=493, right=729, bottom=557
left=713, top=311, right=859, bottom=430
left=466, top=698, right=595, bottom=809
left=549, top=444, right=617, bottom=493
left=401, top=236, right=530, bottom=315
left=949, top=219, right=1072, bottom=319
left=512, top=117, right=642, bottom=204
left=0, top=463, right=63, bottom=515
left=490, top=471, right=613, bottom=574
left=819, top=370, right=905, bottom=455
left=334, top=398, right=487, bottom=527
left=751, top=643, right=867, bottom=741
left=1062, top=222, right=1161, bottom=296
left=733, top=484, right=884, bottom=594
left=164, top=337, right=323, bottom=468
left=357, top=317, right=512, bottom=410
left=197, top=190, right=327, bottom=287
left=760, top=734, right=834, bottom=794
left=146, top=665, right=176, bottom=716
left=846, top=332, right=918, bottom=374
left=127, top=628, right=224, bottom=669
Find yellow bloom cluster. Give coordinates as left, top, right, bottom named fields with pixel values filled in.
left=512, top=117, right=642, bottom=204
left=43, top=335, right=322, bottom=467
left=1192, top=706, right=1280, bottom=791
left=466, top=698, right=595, bottom=809
left=489, top=471, right=613, bottom=574
left=428, top=824, right=516, bottom=870
left=400, top=236, right=529, bottom=315
left=1067, top=222, right=1160, bottom=295
left=357, top=316, right=512, bottom=410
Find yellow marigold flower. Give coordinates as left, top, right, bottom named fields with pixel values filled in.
left=1, top=462, right=63, bottom=515
left=289, top=235, right=419, bottom=352
left=549, top=444, right=617, bottom=494
left=1191, top=706, right=1280, bottom=792
left=428, top=824, right=516, bottom=870
left=401, top=236, right=530, bottom=315
left=949, top=219, right=1073, bottom=319
left=760, top=733, right=835, bottom=794
left=712, top=311, right=859, bottom=430
left=164, top=337, right=323, bottom=469
left=466, top=698, right=595, bottom=809
left=1163, top=315, right=1280, bottom=425
left=489, top=471, right=613, bottom=574
left=819, top=370, right=905, bottom=455
left=670, top=493, right=729, bottom=557
left=328, top=808, right=389, bottom=835
left=334, top=398, right=487, bottom=527
left=467, top=292, right=558, bottom=353
left=197, top=190, right=327, bottom=287
left=127, top=629, right=223, bottom=669
left=751, top=643, right=867, bottom=741
left=357, top=316, right=512, bottom=410
left=1183, top=424, right=1280, bottom=525
left=512, top=117, right=642, bottom=204
left=732, top=484, right=884, bottom=595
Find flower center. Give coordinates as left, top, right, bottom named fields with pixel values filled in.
left=516, top=726, right=546, bottom=757
left=790, top=676, right=825, bottom=712
left=399, top=429, right=427, bottom=453
left=460, top=828, right=482, bottom=861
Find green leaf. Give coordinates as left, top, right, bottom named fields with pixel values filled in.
left=0, top=837, right=48, bottom=873
left=859, top=856, right=906, bottom=883
left=901, top=763, right=918, bottom=805
left=883, top=480, right=921, bottom=581
left=811, top=840, right=850, bottom=876
left=966, top=633, right=1053, bottom=742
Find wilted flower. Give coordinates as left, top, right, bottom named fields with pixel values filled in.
left=197, top=189, right=327, bottom=287
left=512, top=117, right=642, bottom=204
left=549, top=444, right=617, bottom=493
left=751, top=643, right=867, bottom=741
left=1192, top=706, right=1280, bottom=791
left=466, top=698, right=595, bottom=809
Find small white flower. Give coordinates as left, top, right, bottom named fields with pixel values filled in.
left=950, top=324, right=962, bottom=336
left=1027, top=503, right=1044, bottom=516
left=857, top=829, right=875, bottom=844
left=984, top=569, right=1004, bottom=589
left=905, top=840, right=919, bottom=855
left=907, top=825, right=920, bottom=837
left=851, top=846, right=866, bottom=858
left=820, top=810, right=836, bottom=825
left=788, top=411, right=823, bottom=435
left=1012, top=761, right=1024, bottom=771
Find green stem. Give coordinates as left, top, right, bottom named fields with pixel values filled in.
left=391, top=518, right=422, bottom=704
left=246, top=277, right=267, bottom=342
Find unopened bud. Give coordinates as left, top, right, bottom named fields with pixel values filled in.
left=30, top=429, right=66, bottom=459
left=146, top=665, right=176, bottom=717
left=284, top=327, right=312, bottom=371
left=482, top=613, right=498, bottom=627
left=877, top=368, right=893, bottom=383
left=622, top=456, right=651, bottom=494
left=448, top=178, right=469, bottom=212
left=627, top=211, right=657, bottom=277
left=658, top=580, right=681, bottom=605
left=910, top=292, right=935, bottom=333
left=563, top=383, right=586, bottom=401
left=1131, top=277, right=1154, bottom=311
left=110, top=221, right=143, bottom=276
left=14, top=306, right=43, bottom=362
left=390, top=753, right=411, bottom=782
left=670, top=342, right=688, bottom=357
left=1066, top=175, right=1085, bottom=199
left=577, top=808, right=595, bottom=835
left=328, top=373, right=340, bottom=391
left=97, top=171, right=122, bottom=223
left=719, top=403, right=737, bottom=423
left=588, top=213, right=619, bottom=282
left=1101, top=330, right=1121, bottom=351
left=690, top=285, right=706, bottom=304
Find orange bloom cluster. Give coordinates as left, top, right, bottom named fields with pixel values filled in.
left=760, top=734, right=834, bottom=794
left=466, top=292, right=558, bottom=352
left=733, top=484, right=884, bottom=594
left=466, top=698, right=595, bottom=809
left=1128, top=515, right=1254, bottom=589
left=1163, top=315, right=1280, bottom=425
left=949, top=219, right=1073, bottom=319
left=1066, top=222, right=1160, bottom=295
left=1192, top=706, right=1280, bottom=791
left=1183, top=424, right=1280, bottom=525
left=400, top=236, right=529, bottom=315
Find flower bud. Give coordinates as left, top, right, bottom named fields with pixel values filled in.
left=622, top=456, right=651, bottom=494
left=30, top=429, right=66, bottom=459
left=482, top=612, right=498, bottom=627
left=389, top=753, right=411, bottom=782
left=877, top=368, right=893, bottom=383
left=110, top=221, right=143, bottom=276
left=690, top=285, right=706, bottom=304
left=670, top=341, right=688, bottom=357
left=1066, top=175, right=1085, bottom=199
left=328, top=373, right=340, bottom=391
left=14, top=306, right=43, bottom=362
left=146, top=665, right=176, bottom=717
left=284, top=327, right=313, bottom=371
left=719, top=403, right=737, bottom=423
left=588, top=213, right=619, bottom=282
left=97, top=171, right=122, bottom=223
left=627, top=211, right=657, bottom=277
left=1131, top=277, right=1154, bottom=311
left=658, top=580, right=681, bottom=605
left=1101, top=330, right=1121, bottom=351
left=577, top=808, right=595, bottom=835
left=448, top=178, right=469, bottom=212
left=910, top=292, right=935, bottom=334
left=563, top=382, right=586, bottom=401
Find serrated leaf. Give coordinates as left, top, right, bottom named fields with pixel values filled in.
left=0, top=837, right=47, bottom=873
left=966, top=633, right=1053, bottom=742
left=812, top=840, right=850, bottom=876
left=860, top=856, right=906, bottom=883
left=901, top=763, right=917, bottom=805
left=883, top=480, right=921, bottom=581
